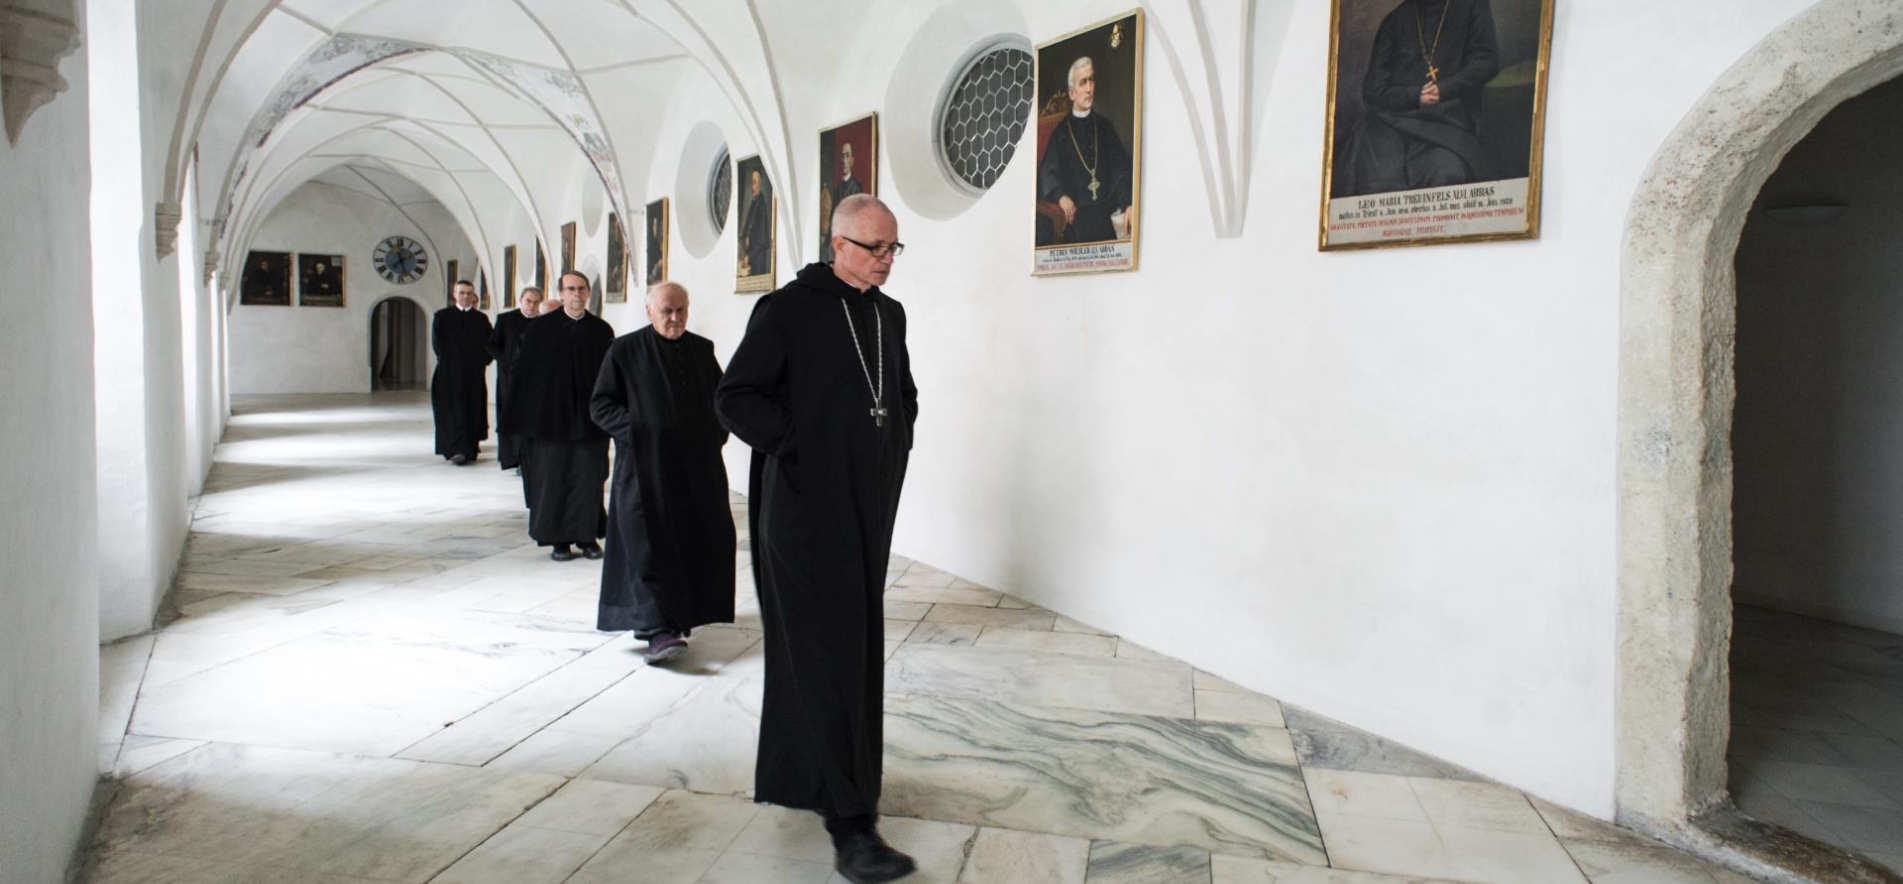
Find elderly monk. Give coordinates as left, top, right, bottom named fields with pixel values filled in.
left=430, top=279, right=493, bottom=465
left=501, top=271, right=614, bottom=562
left=486, top=286, right=544, bottom=472
left=589, top=281, right=736, bottom=662
left=716, top=194, right=919, bottom=884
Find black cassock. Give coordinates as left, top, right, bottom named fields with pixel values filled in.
left=500, top=311, right=615, bottom=545
left=589, top=327, right=736, bottom=638
left=1335, top=0, right=1499, bottom=197
left=716, top=262, right=918, bottom=819
left=1037, top=110, right=1134, bottom=245
left=430, top=307, right=493, bottom=461
left=485, top=308, right=534, bottom=470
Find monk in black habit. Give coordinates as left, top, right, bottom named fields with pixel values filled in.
left=501, top=271, right=614, bottom=562
left=1335, top=0, right=1500, bottom=197
left=485, top=286, right=544, bottom=471
left=716, top=195, right=919, bottom=884
left=430, top=279, right=493, bottom=465
left=589, top=281, right=735, bottom=663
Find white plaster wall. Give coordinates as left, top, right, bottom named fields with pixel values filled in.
left=599, top=0, right=1831, bottom=815
left=0, top=30, right=103, bottom=884
left=1733, top=74, right=1903, bottom=636
left=230, top=182, right=478, bottom=394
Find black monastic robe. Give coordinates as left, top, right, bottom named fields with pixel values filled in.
left=485, top=308, right=534, bottom=469
left=1037, top=110, right=1134, bottom=245
left=500, top=310, right=615, bottom=545
left=430, top=307, right=493, bottom=460
left=1337, top=0, right=1500, bottom=197
left=716, top=262, right=918, bottom=819
left=589, top=327, right=736, bottom=638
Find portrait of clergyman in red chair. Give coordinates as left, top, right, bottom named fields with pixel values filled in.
left=1034, top=11, right=1142, bottom=276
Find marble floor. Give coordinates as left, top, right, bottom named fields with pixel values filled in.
left=1729, top=605, right=1903, bottom=871
left=88, top=393, right=1767, bottom=884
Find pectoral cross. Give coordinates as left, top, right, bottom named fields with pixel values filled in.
left=871, top=406, right=888, bottom=427
left=1426, top=64, right=1440, bottom=84
left=1087, top=175, right=1101, bottom=200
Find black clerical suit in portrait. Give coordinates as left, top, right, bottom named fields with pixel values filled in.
left=430, top=306, right=493, bottom=462
left=1337, top=0, right=1500, bottom=197
left=1037, top=110, right=1134, bottom=245
left=589, top=326, right=736, bottom=638
left=716, top=261, right=918, bottom=823
left=485, top=307, right=534, bottom=470
left=501, top=310, right=615, bottom=550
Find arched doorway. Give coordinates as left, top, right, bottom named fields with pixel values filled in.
left=369, top=296, right=426, bottom=391
left=1616, top=0, right=1903, bottom=878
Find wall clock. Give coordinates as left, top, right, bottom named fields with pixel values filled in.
left=373, top=235, right=428, bottom=284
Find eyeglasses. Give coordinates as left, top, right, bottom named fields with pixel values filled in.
left=839, top=236, right=905, bottom=259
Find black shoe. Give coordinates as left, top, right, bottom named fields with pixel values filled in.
left=550, top=544, right=575, bottom=562
left=579, top=541, right=603, bottom=560
left=833, top=829, right=915, bottom=883
left=450, top=453, right=468, bottom=466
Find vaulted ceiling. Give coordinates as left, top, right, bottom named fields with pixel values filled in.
left=165, top=0, right=868, bottom=285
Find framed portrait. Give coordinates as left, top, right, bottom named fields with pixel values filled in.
left=479, top=270, right=491, bottom=311
left=502, top=246, right=517, bottom=308
left=1320, top=0, right=1556, bottom=250
left=1033, top=10, right=1143, bottom=276
left=298, top=253, right=345, bottom=307
left=645, top=198, right=669, bottom=289
left=240, top=250, right=292, bottom=306
left=606, top=212, right=628, bottom=303
left=817, top=114, right=878, bottom=263
left=560, top=221, right=577, bottom=274
left=444, top=259, right=460, bottom=308
left=734, top=155, right=776, bottom=294
left=535, top=242, right=547, bottom=291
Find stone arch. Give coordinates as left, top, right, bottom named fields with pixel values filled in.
left=1615, top=0, right=1903, bottom=862
left=367, top=294, right=430, bottom=391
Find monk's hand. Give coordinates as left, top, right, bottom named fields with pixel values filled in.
left=1058, top=195, right=1078, bottom=222
left=1419, top=82, right=1441, bottom=106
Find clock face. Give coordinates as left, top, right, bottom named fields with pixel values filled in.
left=373, top=236, right=429, bottom=284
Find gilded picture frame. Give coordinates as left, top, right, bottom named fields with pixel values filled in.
left=1032, top=10, right=1144, bottom=277
left=444, top=259, right=461, bottom=308
left=298, top=253, right=345, bottom=307
left=817, top=113, right=878, bottom=264
left=734, top=155, right=777, bottom=294
left=240, top=251, right=292, bottom=306
left=645, top=198, right=669, bottom=289
left=606, top=212, right=628, bottom=303
left=1319, top=0, right=1556, bottom=250
left=502, top=246, right=517, bottom=308
left=560, top=221, right=578, bottom=274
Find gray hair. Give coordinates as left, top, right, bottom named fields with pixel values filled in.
left=831, top=194, right=892, bottom=241
left=645, top=280, right=688, bottom=305
left=1068, top=56, right=1094, bottom=89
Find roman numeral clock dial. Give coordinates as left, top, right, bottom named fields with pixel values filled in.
left=373, top=236, right=429, bottom=284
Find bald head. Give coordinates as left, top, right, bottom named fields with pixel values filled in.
left=645, top=281, right=689, bottom=339
left=831, top=194, right=892, bottom=241
left=830, top=195, right=900, bottom=292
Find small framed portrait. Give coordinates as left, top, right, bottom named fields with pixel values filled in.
left=240, top=250, right=292, bottom=306
left=606, top=212, right=629, bottom=303
left=645, top=198, right=669, bottom=289
left=298, top=253, right=345, bottom=307
left=534, top=242, right=547, bottom=291
left=502, top=246, right=517, bottom=308
left=734, top=155, right=776, bottom=294
left=1320, top=0, right=1556, bottom=250
left=1033, top=10, right=1144, bottom=276
left=817, top=114, right=878, bottom=263
left=478, top=270, right=491, bottom=311
left=560, top=221, right=577, bottom=274
left=444, top=259, right=460, bottom=308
